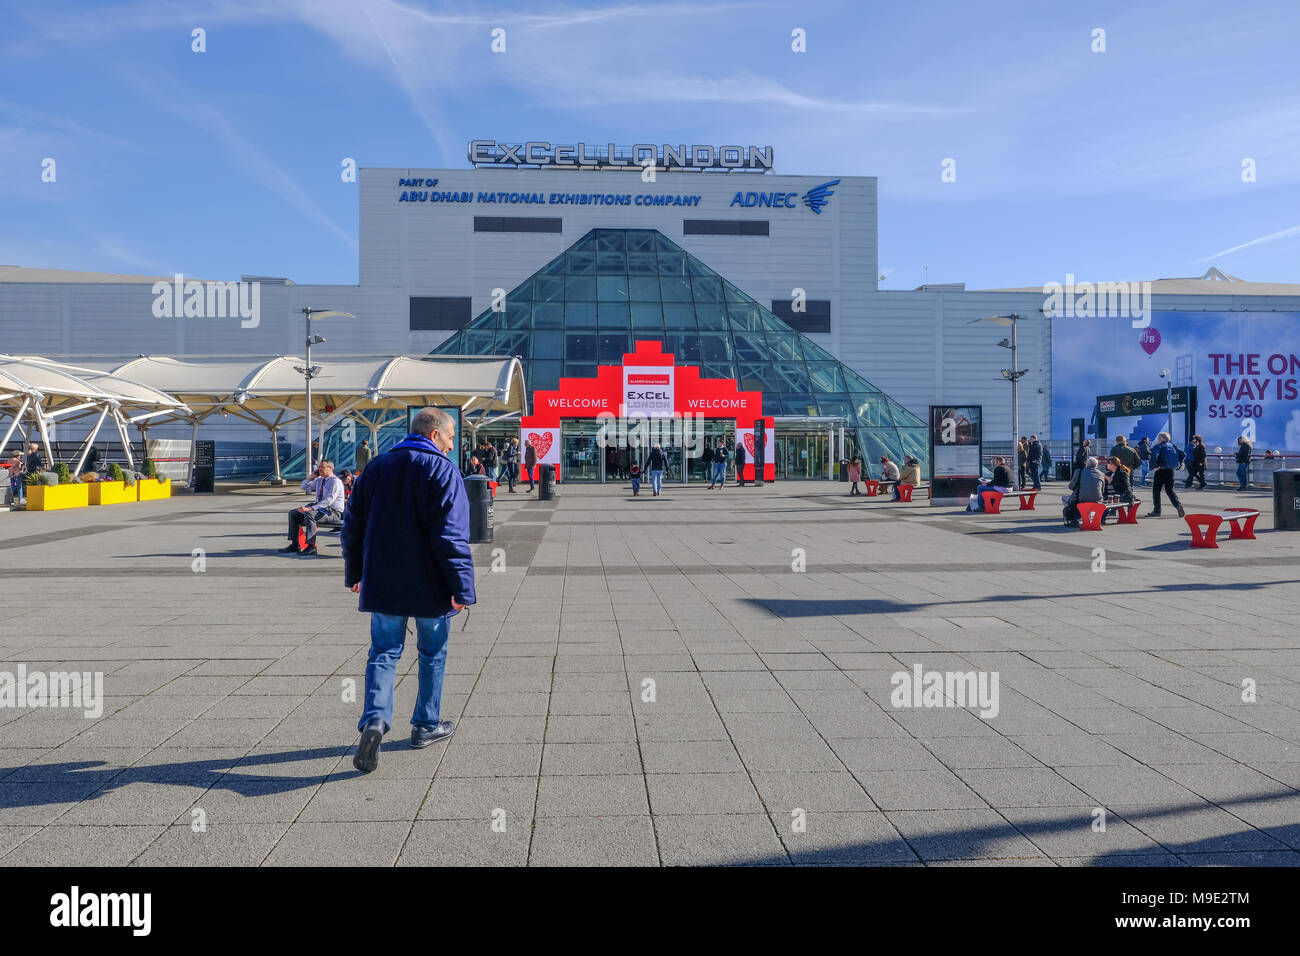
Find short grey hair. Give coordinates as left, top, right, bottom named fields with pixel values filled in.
left=1086, top=456, right=1098, bottom=468
left=412, top=407, right=454, bottom=437
left=320, top=458, right=334, bottom=469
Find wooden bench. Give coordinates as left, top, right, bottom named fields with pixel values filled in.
left=1184, top=508, right=1261, bottom=549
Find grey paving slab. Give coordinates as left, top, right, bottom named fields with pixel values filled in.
left=527, top=815, right=659, bottom=866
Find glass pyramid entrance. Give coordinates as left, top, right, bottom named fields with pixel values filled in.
left=431, top=228, right=929, bottom=473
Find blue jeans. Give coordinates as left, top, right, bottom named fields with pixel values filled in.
left=1139, top=461, right=1149, bottom=484
left=1237, top=462, right=1249, bottom=489
left=358, top=612, right=450, bottom=732
left=650, top=470, right=664, bottom=494
left=710, top=461, right=726, bottom=486
left=1029, top=462, right=1041, bottom=490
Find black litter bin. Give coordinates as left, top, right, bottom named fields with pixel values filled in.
left=538, top=463, right=557, bottom=501
left=1274, top=469, right=1300, bottom=530
left=464, top=475, right=493, bottom=543
left=839, top=460, right=849, bottom=482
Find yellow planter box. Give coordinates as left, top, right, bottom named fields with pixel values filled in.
left=136, top=478, right=172, bottom=501
left=26, top=483, right=90, bottom=511
left=89, top=481, right=137, bottom=505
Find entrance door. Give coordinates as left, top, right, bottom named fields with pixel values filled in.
left=561, top=422, right=602, bottom=481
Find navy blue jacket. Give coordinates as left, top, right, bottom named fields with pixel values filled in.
left=342, top=434, right=476, bottom=618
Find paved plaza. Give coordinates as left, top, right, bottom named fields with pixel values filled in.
left=1, top=478, right=1298, bottom=866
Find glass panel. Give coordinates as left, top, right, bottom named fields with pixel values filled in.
left=807, top=362, right=845, bottom=392
left=857, top=430, right=892, bottom=477
left=694, top=303, right=727, bottom=329
left=561, top=430, right=602, bottom=481
left=818, top=396, right=852, bottom=419
left=564, top=361, right=597, bottom=379
left=628, top=276, right=661, bottom=300
left=671, top=333, right=701, bottom=362
left=761, top=310, right=791, bottom=332
left=698, top=332, right=732, bottom=363
left=851, top=392, right=895, bottom=428
left=663, top=303, right=697, bottom=329
left=732, top=333, right=765, bottom=364
left=659, top=275, right=693, bottom=301
left=627, top=252, right=657, bottom=274
left=724, top=281, right=753, bottom=303
left=597, top=301, right=630, bottom=327
left=686, top=256, right=716, bottom=278
left=630, top=302, right=663, bottom=328
left=529, top=360, right=561, bottom=392
left=532, top=331, right=563, bottom=359
left=657, top=251, right=686, bottom=276
left=505, top=300, right=531, bottom=329
left=496, top=331, right=530, bottom=358
left=597, top=275, right=629, bottom=301
left=567, top=250, right=596, bottom=275
left=626, top=232, right=655, bottom=253
left=538, top=256, right=565, bottom=276
left=701, top=362, right=736, bottom=380
left=727, top=302, right=763, bottom=330
left=596, top=231, right=625, bottom=252
left=565, top=275, right=596, bottom=301
left=691, top=276, right=723, bottom=301
left=773, top=362, right=811, bottom=391
left=781, top=393, right=820, bottom=416
left=460, top=330, right=496, bottom=353
left=597, top=251, right=626, bottom=272
left=565, top=332, right=598, bottom=361
left=598, top=333, right=629, bottom=362
left=510, top=278, right=535, bottom=302
left=563, top=302, right=597, bottom=327
left=766, top=332, right=804, bottom=362
left=535, top=275, right=565, bottom=302
left=533, top=302, right=564, bottom=328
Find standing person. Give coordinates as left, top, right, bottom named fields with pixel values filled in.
left=1072, top=438, right=1091, bottom=477
left=480, top=439, right=498, bottom=481
left=1136, top=437, right=1152, bottom=486
left=1110, top=435, right=1140, bottom=475
left=1016, top=438, right=1028, bottom=489
left=1187, top=434, right=1207, bottom=490
left=310, top=438, right=321, bottom=471
left=342, top=407, right=475, bottom=774
left=1235, top=435, right=1252, bottom=491
left=605, top=445, right=618, bottom=482
left=501, top=438, right=519, bottom=493
left=1146, top=432, right=1185, bottom=519
left=279, top=459, right=345, bottom=555
left=355, top=437, right=371, bottom=474
left=645, top=442, right=668, bottom=496
left=735, top=438, right=747, bottom=487
left=524, top=438, right=538, bottom=492
left=847, top=457, right=862, bottom=496
left=1026, top=435, right=1043, bottom=490
left=708, top=439, right=729, bottom=489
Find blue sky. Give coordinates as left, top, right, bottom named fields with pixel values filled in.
left=2, top=0, right=1298, bottom=288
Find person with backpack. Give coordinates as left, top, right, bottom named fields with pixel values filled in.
left=1146, top=432, right=1185, bottom=519
left=1136, top=437, right=1152, bottom=486
left=644, top=443, right=669, bottom=496
left=1040, top=445, right=1052, bottom=484
left=628, top=459, right=642, bottom=496
left=1235, top=436, right=1252, bottom=491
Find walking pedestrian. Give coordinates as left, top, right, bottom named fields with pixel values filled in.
left=355, top=437, right=371, bottom=474
left=524, top=438, right=537, bottom=492
left=708, top=439, right=728, bottom=489
left=1235, top=436, right=1252, bottom=491
left=342, top=407, right=475, bottom=774
left=1072, top=438, right=1091, bottom=477
left=1136, top=437, right=1152, bottom=486
left=628, top=459, right=642, bottom=496
left=1016, top=438, right=1028, bottom=489
left=1187, top=434, right=1207, bottom=490
left=1146, top=431, right=1185, bottom=519
left=735, top=438, right=747, bottom=486
left=501, top=437, right=519, bottom=492
left=645, top=442, right=668, bottom=496
left=847, top=457, right=862, bottom=495
left=1110, top=435, right=1140, bottom=475
left=1027, top=434, right=1043, bottom=490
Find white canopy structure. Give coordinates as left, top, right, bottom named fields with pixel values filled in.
left=0, top=355, right=190, bottom=472
left=76, top=354, right=528, bottom=480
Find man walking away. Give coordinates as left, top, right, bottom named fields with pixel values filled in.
left=1188, top=435, right=1207, bottom=490
left=1146, top=432, right=1185, bottom=519
left=343, top=408, right=475, bottom=773
left=280, top=459, right=345, bottom=555
left=524, top=438, right=538, bottom=492
left=480, top=440, right=498, bottom=481
left=1235, top=436, right=1252, bottom=491
left=501, top=438, right=519, bottom=493
left=735, top=438, right=746, bottom=486
left=645, top=443, right=669, bottom=496
left=709, top=439, right=728, bottom=489
left=1016, top=438, right=1028, bottom=489
left=1136, top=437, right=1152, bottom=486
left=1027, top=435, right=1043, bottom=490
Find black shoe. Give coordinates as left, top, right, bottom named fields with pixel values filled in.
left=411, top=720, right=454, bottom=748
left=1146, top=511, right=1161, bottom=518
left=278, top=543, right=301, bottom=553
left=1176, top=505, right=1185, bottom=518
left=300, top=544, right=318, bottom=555
left=353, top=722, right=383, bottom=773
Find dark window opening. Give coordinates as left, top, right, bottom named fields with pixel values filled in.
left=410, top=296, right=472, bottom=331
left=474, top=216, right=563, bottom=233
left=683, top=220, right=770, bottom=236
left=770, top=298, right=831, bottom=334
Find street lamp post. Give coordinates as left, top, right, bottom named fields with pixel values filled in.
left=973, top=313, right=1029, bottom=486
left=296, top=307, right=355, bottom=478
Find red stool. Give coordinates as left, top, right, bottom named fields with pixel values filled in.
left=1116, top=499, right=1141, bottom=524
left=1076, top=503, right=1106, bottom=530
left=980, top=490, right=1004, bottom=514
left=1184, top=514, right=1224, bottom=548
left=1016, top=491, right=1037, bottom=510
left=897, top=483, right=915, bottom=502
left=1224, top=508, right=1260, bottom=540
left=864, top=479, right=880, bottom=496
left=489, top=481, right=498, bottom=498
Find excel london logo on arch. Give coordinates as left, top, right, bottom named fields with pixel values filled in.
left=728, top=179, right=840, bottom=214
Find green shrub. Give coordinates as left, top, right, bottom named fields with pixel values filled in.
left=142, top=457, right=156, bottom=478
left=55, top=463, right=73, bottom=485
left=108, top=463, right=124, bottom=481
left=22, top=471, right=44, bottom=487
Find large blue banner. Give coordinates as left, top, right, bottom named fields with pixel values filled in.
left=1053, top=312, right=1300, bottom=451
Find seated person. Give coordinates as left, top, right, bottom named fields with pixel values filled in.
left=880, top=456, right=901, bottom=497
left=279, top=459, right=344, bottom=555
left=898, top=456, right=922, bottom=487
left=339, top=468, right=355, bottom=498
left=967, top=456, right=1013, bottom=511
left=1062, top=456, right=1105, bottom=526
left=466, top=456, right=485, bottom=476
left=1103, top=456, right=1133, bottom=510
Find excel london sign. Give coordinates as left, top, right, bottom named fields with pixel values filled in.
left=468, top=140, right=774, bottom=172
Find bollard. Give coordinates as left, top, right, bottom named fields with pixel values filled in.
left=464, top=475, right=493, bottom=542
left=538, top=463, right=557, bottom=501
left=1274, top=469, right=1300, bottom=531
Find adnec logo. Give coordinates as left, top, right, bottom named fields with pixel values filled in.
left=728, top=179, right=841, bottom=213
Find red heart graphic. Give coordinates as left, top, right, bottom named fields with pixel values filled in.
left=744, top=433, right=755, bottom=457
left=528, top=432, right=553, bottom=458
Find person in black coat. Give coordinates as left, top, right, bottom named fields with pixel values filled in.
left=342, top=407, right=476, bottom=773
left=735, top=439, right=747, bottom=486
